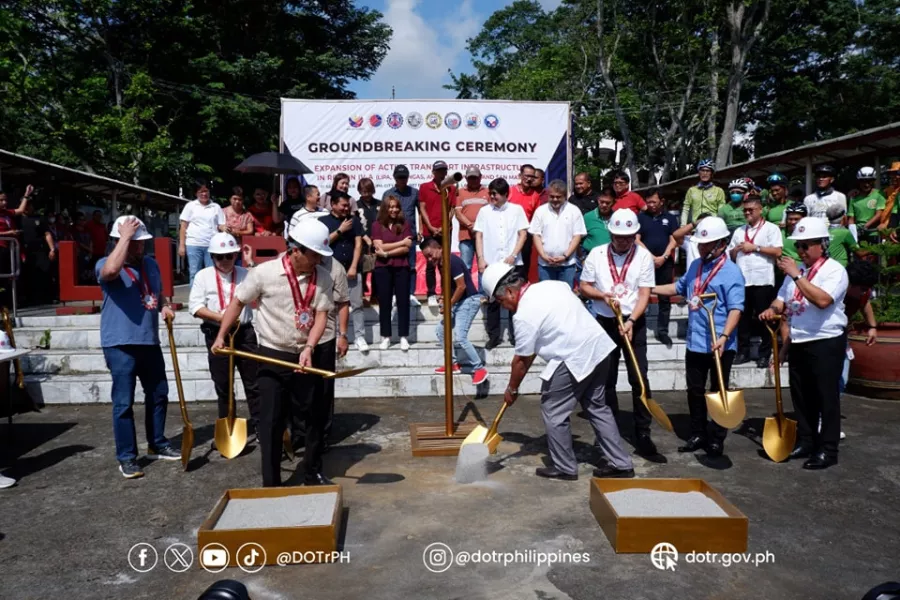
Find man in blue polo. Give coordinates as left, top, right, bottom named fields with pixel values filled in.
left=381, top=164, right=423, bottom=306
left=637, top=188, right=678, bottom=346
left=97, top=216, right=178, bottom=479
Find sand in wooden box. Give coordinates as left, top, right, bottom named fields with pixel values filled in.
left=590, top=478, right=748, bottom=554
left=198, top=485, right=343, bottom=567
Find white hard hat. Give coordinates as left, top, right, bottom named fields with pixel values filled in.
left=109, top=216, right=152, bottom=240
left=789, top=217, right=830, bottom=241
left=208, top=232, right=239, bottom=254
left=607, top=209, right=640, bottom=235
left=857, top=166, right=877, bottom=180
left=482, top=262, right=514, bottom=300
left=694, top=216, right=730, bottom=242
left=288, top=217, right=333, bottom=256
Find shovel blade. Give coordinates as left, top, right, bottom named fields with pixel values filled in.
left=762, top=415, right=798, bottom=463
left=705, top=390, right=746, bottom=429
left=461, top=424, right=489, bottom=447
left=215, top=417, right=248, bottom=459
left=485, top=432, right=503, bottom=455
left=180, top=426, right=194, bottom=471
left=644, top=397, right=674, bottom=432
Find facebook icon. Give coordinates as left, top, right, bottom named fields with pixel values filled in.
left=128, top=543, right=158, bottom=572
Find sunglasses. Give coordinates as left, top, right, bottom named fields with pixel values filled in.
left=213, top=253, right=237, bottom=261
left=795, top=242, right=820, bottom=251
left=742, top=208, right=759, bottom=213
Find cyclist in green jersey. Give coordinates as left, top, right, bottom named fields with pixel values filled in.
left=765, top=173, right=789, bottom=226
left=848, top=166, right=886, bottom=242
left=719, top=179, right=750, bottom=232
left=681, top=159, right=725, bottom=225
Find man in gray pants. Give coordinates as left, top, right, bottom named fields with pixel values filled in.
left=483, top=263, right=635, bottom=480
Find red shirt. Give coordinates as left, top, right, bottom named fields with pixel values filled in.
left=455, top=187, right=489, bottom=242
left=372, top=221, right=413, bottom=268
left=419, top=179, right=456, bottom=235
left=248, top=202, right=275, bottom=234
left=508, top=185, right=541, bottom=221
left=86, top=220, right=108, bottom=257
left=613, top=191, right=646, bottom=214
left=0, top=208, right=15, bottom=248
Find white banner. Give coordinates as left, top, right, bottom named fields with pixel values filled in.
left=281, top=100, right=571, bottom=197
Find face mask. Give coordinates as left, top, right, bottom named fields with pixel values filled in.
left=730, top=193, right=743, bottom=203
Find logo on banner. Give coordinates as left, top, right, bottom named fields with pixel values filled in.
left=407, top=112, right=423, bottom=129
left=369, top=114, right=383, bottom=128
left=426, top=112, right=443, bottom=129
left=348, top=115, right=364, bottom=129
left=465, top=113, right=480, bottom=129
left=387, top=112, right=404, bottom=129
left=445, top=112, right=462, bottom=130
left=485, top=114, right=500, bottom=129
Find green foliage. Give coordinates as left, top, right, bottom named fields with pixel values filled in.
left=0, top=0, right=391, bottom=193
left=860, top=232, right=900, bottom=324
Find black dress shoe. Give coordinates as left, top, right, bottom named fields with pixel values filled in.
left=635, top=434, right=658, bottom=457
left=802, top=452, right=837, bottom=470
left=304, top=473, right=334, bottom=486
left=657, top=332, right=673, bottom=347
left=535, top=467, right=578, bottom=481
left=733, top=352, right=751, bottom=365
left=789, top=445, right=813, bottom=460
left=678, top=436, right=707, bottom=453
left=593, top=465, right=635, bottom=478
left=756, top=356, right=770, bottom=368
left=485, top=338, right=502, bottom=350
left=706, top=441, right=724, bottom=457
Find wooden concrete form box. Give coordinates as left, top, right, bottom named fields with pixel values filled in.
left=198, top=485, right=343, bottom=567
left=590, top=478, right=748, bottom=554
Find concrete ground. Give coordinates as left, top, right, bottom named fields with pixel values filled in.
left=1, top=390, right=898, bottom=600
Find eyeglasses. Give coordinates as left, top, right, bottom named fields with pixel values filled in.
left=795, top=242, right=820, bottom=251
left=213, top=253, right=237, bottom=261
left=613, top=180, right=628, bottom=185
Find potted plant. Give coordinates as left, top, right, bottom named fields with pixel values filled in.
left=848, top=232, right=900, bottom=399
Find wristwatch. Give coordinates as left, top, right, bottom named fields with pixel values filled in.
left=792, top=273, right=803, bottom=282
left=338, top=332, right=348, bottom=339
left=755, top=245, right=761, bottom=253
left=506, top=386, right=519, bottom=396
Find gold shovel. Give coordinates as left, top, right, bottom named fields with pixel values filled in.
left=164, top=315, right=194, bottom=470
left=608, top=300, right=674, bottom=432
left=460, top=400, right=510, bottom=453
left=697, top=293, right=746, bottom=429
left=214, top=325, right=248, bottom=459
left=211, top=347, right=372, bottom=379
left=762, top=317, right=797, bottom=462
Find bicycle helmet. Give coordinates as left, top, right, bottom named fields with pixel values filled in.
left=697, top=159, right=715, bottom=172
left=728, top=179, right=749, bottom=191
left=786, top=202, right=808, bottom=216
left=857, top=166, right=877, bottom=180
left=767, top=173, right=788, bottom=187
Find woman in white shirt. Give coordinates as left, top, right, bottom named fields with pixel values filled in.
left=179, top=180, right=226, bottom=286
left=188, top=232, right=260, bottom=437
left=760, top=217, right=848, bottom=471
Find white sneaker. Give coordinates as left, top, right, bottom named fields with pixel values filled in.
left=400, top=337, right=410, bottom=351
left=409, top=295, right=421, bottom=307
left=380, top=338, right=391, bottom=350
left=0, top=473, right=16, bottom=488
left=355, top=337, right=369, bottom=352
left=428, top=295, right=439, bottom=307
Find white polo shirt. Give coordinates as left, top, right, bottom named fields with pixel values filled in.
left=513, top=280, right=616, bottom=382
left=727, top=220, right=783, bottom=287
left=776, top=257, right=848, bottom=344
left=180, top=199, right=225, bottom=247
left=528, top=201, right=587, bottom=267
left=803, top=189, right=847, bottom=223
left=581, top=243, right=655, bottom=318
left=473, top=201, right=529, bottom=266
left=188, top=265, right=253, bottom=324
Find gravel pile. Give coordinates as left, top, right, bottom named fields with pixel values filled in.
left=605, top=489, right=728, bottom=518
left=214, top=492, right=338, bottom=530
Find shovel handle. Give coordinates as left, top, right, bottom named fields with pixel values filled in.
left=607, top=299, right=647, bottom=400
left=697, top=297, right=729, bottom=410
left=485, top=401, right=509, bottom=440
left=763, top=317, right=785, bottom=416
left=165, top=315, right=192, bottom=428
left=212, top=346, right=337, bottom=378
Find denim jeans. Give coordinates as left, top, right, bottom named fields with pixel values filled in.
left=187, top=245, right=214, bottom=287
left=840, top=341, right=850, bottom=395
left=103, top=345, right=170, bottom=462
left=537, top=263, right=577, bottom=288
left=459, top=239, right=476, bottom=271
left=436, top=294, right=484, bottom=372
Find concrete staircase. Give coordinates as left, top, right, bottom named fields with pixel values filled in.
left=13, top=303, right=782, bottom=404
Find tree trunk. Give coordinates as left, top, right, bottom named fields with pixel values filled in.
left=707, top=29, right=720, bottom=161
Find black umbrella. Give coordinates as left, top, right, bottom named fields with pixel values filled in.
left=234, top=151, right=312, bottom=175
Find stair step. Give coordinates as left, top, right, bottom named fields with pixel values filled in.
left=21, top=362, right=783, bottom=404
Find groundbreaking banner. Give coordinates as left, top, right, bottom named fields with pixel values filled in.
left=281, top=100, right=571, bottom=197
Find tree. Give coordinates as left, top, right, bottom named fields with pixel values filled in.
left=0, top=0, right=391, bottom=194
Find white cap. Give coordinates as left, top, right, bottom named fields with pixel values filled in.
left=0, top=330, right=14, bottom=353
left=288, top=218, right=333, bottom=256
left=607, top=209, right=640, bottom=235
left=208, top=232, right=239, bottom=254
left=789, top=217, right=830, bottom=241
left=482, top=262, right=514, bottom=299
left=109, top=216, right=152, bottom=240
left=694, top=216, right=730, bottom=242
